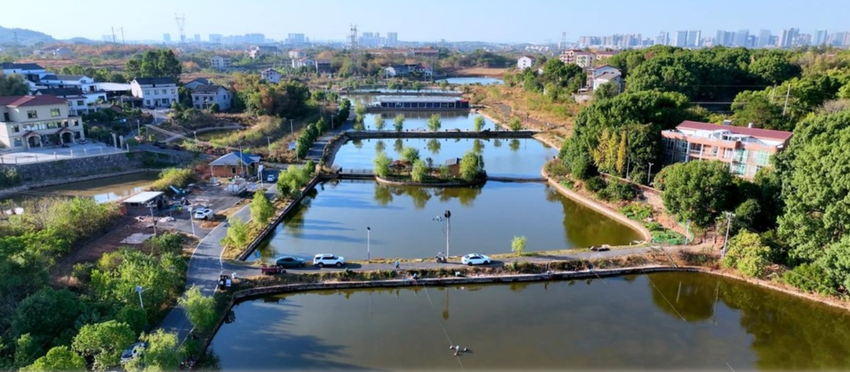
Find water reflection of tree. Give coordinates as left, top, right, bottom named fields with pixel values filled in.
left=406, top=187, right=432, bottom=209
left=427, top=139, right=441, bottom=155
left=196, top=348, right=222, bottom=370
left=353, top=139, right=363, bottom=149
left=509, top=139, right=521, bottom=152
left=282, top=191, right=316, bottom=237
left=375, top=140, right=386, bottom=153
left=550, top=186, right=635, bottom=247
left=493, top=139, right=502, bottom=148
left=435, top=186, right=483, bottom=207
left=373, top=183, right=394, bottom=206
left=472, top=139, right=484, bottom=154
left=717, top=278, right=850, bottom=370
left=647, top=272, right=716, bottom=322
left=393, top=139, right=404, bottom=154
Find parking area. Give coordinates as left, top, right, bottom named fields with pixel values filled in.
left=136, top=181, right=251, bottom=237
left=0, top=142, right=127, bottom=164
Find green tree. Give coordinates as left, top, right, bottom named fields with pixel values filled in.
left=115, top=306, right=147, bottom=335
left=411, top=159, right=427, bottom=182
left=373, top=152, right=391, bottom=178
left=374, top=115, right=385, bottom=131
left=22, top=346, right=86, bottom=372
left=72, top=321, right=136, bottom=371
left=594, top=81, right=620, bottom=100
left=222, top=217, right=249, bottom=249
left=473, top=116, right=485, bottom=132
left=177, top=286, right=217, bottom=332
left=0, top=74, right=30, bottom=96
left=748, top=53, right=802, bottom=85
left=777, top=111, right=850, bottom=262
left=208, top=103, right=220, bottom=113
left=354, top=102, right=367, bottom=117
left=508, top=117, right=522, bottom=131
left=427, top=138, right=441, bottom=155
left=731, top=91, right=790, bottom=131
left=426, top=114, right=442, bottom=132
left=12, top=288, right=83, bottom=351
left=459, top=151, right=483, bottom=181
left=655, top=161, right=734, bottom=228
left=511, top=235, right=527, bottom=256
left=127, top=330, right=180, bottom=372
left=400, top=146, right=420, bottom=164
left=393, top=114, right=405, bottom=132
left=722, top=231, right=771, bottom=278
left=250, top=190, right=274, bottom=224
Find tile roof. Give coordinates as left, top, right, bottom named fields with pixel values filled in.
left=677, top=120, right=793, bottom=141
left=55, top=74, right=88, bottom=81
left=595, top=71, right=622, bottom=80
left=36, top=87, right=85, bottom=96
left=132, top=77, right=176, bottom=86
left=210, top=151, right=261, bottom=166
left=0, top=95, right=67, bottom=107
left=1, top=62, right=45, bottom=70
left=191, top=84, right=226, bottom=94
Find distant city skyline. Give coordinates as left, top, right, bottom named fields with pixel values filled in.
left=1, top=0, right=849, bottom=44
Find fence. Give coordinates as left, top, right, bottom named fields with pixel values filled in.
left=0, top=146, right=129, bottom=165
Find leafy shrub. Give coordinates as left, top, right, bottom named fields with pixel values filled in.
left=643, top=222, right=664, bottom=231
left=783, top=263, right=834, bottom=295
left=585, top=176, right=606, bottom=193
left=651, top=229, right=686, bottom=244
left=604, top=180, right=637, bottom=201
left=722, top=231, right=770, bottom=278
left=149, top=168, right=193, bottom=191
left=571, top=154, right=595, bottom=180
left=620, top=203, right=653, bottom=221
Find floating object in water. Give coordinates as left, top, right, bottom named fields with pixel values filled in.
left=463, top=347, right=469, bottom=352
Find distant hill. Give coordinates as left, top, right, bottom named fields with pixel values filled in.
left=65, top=37, right=98, bottom=44
left=0, top=25, right=55, bottom=45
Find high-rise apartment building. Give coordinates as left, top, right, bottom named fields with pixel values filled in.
left=656, top=31, right=670, bottom=46
left=687, top=30, right=701, bottom=47
left=757, top=29, right=772, bottom=47
left=287, top=33, right=306, bottom=44
left=734, top=29, right=749, bottom=47
left=209, top=34, right=222, bottom=43
left=675, top=31, right=689, bottom=47
left=163, top=33, right=171, bottom=43
left=815, top=30, right=828, bottom=45
left=193, top=34, right=200, bottom=43
left=387, top=32, right=398, bottom=46
left=779, top=28, right=799, bottom=48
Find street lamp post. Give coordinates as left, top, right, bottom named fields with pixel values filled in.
left=147, top=202, right=157, bottom=236
left=647, top=162, right=655, bottom=185
left=188, top=206, right=196, bottom=237
left=135, top=285, right=146, bottom=309
left=290, top=119, right=294, bottom=135
left=366, top=227, right=371, bottom=262
left=444, top=210, right=451, bottom=259
left=267, top=136, right=272, bottom=154
left=721, top=212, right=735, bottom=258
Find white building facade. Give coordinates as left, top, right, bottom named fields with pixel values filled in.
left=0, top=95, right=84, bottom=149
left=130, top=77, right=178, bottom=108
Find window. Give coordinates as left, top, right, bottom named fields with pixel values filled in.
left=27, top=110, right=38, bottom=119
left=723, top=148, right=733, bottom=159
left=77, top=100, right=84, bottom=106
left=50, top=108, right=60, bottom=117
left=13, top=138, right=22, bottom=147
left=171, top=89, right=176, bottom=94
left=145, top=100, right=151, bottom=106
left=231, top=167, right=237, bottom=174
left=754, top=151, right=770, bottom=166
left=11, top=125, right=19, bottom=133
left=154, top=89, right=159, bottom=95
left=3, top=113, right=9, bottom=121
left=144, top=90, right=150, bottom=96
left=194, top=96, right=199, bottom=101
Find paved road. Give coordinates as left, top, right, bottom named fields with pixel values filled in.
left=157, top=118, right=352, bottom=343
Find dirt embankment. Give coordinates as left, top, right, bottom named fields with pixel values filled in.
left=450, top=67, right=508, bottom=77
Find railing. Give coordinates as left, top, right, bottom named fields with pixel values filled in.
left=0, top=145, right=129, bottom=165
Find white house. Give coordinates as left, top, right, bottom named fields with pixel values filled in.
left=190, top=84, right=232, bottom=111
left=288, top=50, right=303, bottom=59
left=291, top=58, right=315, bottom=70
left=130, top=77, right=178, bottom=108
left=35, top=88, right=107, bottom=116
left=53, top=47, right=73, bottom=57
left=592, top=71, right=624, bottom=93
left=591, top=65, right=621, bottom=78
left=517, top=55, right=536, bottom=70
left=247, top=45, right=280, bottom=59
left=261, top=68, right=282, bottom=84
left=0, top=95, right=84, bottom=149
left=1, top=62, right=47, bottom=83
left=210, top=55, right=231, bottom=70
left=383, top=64, right=433, bottom=78
left=38, top=74, right=98, bottom=93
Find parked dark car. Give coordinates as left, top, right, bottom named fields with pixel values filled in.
left=275, top=256, right=306, bottom=268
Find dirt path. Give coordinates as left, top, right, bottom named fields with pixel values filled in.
left=53, top=215, right=147, bottom=285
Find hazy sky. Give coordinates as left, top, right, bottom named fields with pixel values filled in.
left=2, top=0, right=849, bottom=43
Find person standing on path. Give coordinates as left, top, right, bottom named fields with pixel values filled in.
left=395, top=260, right=400, bottom=270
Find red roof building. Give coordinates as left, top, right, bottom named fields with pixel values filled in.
left=661, top=120, right=793, bottom=179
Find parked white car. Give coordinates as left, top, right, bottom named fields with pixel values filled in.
left=313, top=253, right=346, bottom=268
left=461, top=253, right=491, bottom=266
left=193, top=208, right=214, bottom=220
left=120, top=342, right=146, bottom=364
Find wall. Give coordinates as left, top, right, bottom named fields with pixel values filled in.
left=0, top=150, right=193, bottom=190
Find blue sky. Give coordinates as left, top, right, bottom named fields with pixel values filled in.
left=2, top=0, right=848, bottom=43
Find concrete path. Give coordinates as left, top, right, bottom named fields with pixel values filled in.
left=157, top=118, right=352, bottom=343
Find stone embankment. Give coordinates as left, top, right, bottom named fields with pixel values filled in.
left=344, top=130, right=537, bottom=140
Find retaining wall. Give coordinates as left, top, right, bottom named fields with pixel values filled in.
left=344, top=130, right=537, bottom=140
left=0, top=150, right=192, bottom=195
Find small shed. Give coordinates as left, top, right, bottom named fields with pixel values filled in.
left=445, top=158, right=461, bottom=176
left=209, top=151, right=261, bottom=178
left=123, top=191, right=167, bottom=212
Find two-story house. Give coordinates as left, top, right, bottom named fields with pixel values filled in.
left=288, top=50, right=303, bottom=59
left=130, top=77, right=178, bottom=108
left=261, top=68, right=282, bottom=84
left=210, top=55, right=232, bottom=70
left=184, top=78, right=211, bottom=90
left=0, top=95, right=84, bottom=149
left=383, top=64, right=433, bottom=78
left=39, top=74, right=99, bottom=93
left=661, top=120, right=793, bottom=179
left=35, top=88, right=107, bottom=116
left=190, top=84, right=231, bottom=111
left=291, top=58, right=315, bottom=70
left=517, top=56, right=536, bottom=70
left=1, top=62, right=47, bottom=83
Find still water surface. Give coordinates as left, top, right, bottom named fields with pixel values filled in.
left=253, top=180, right=640, bottom=263
left=210, top=272, right=850, bottom=370
left=1, top=172, right=158, bottom=204
left=354, top=112, right=497, bottom=132
left=334, top=138, right=557, bottom=178
left=438, top=76, right=504, bottom=85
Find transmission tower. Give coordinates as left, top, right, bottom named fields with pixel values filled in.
left=175, top=13, right=187, bottom=44
left=12, top=31, right=19, bottom=45
left=349, top=24, right=358, bottom=51
left=561, top=32, right=567, bottom=51
left=111, top=27, right=117, bottom=43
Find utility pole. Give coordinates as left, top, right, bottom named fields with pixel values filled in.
left=771, top=84, right=777, bottom=103
left=444, top=210, right=451, bottom=259
left=782, top=85, right=791, bottom=116
left=267, top=136, right=272, bottom=154
left=290, top=119, right=294, bottom=135
left=647, top=162, right=654, bottom=185
left=721, top=212, right=735, bottom=258
left=135, top=286, right=145, bottom=309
